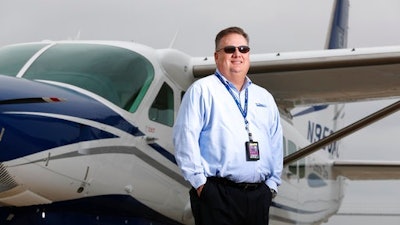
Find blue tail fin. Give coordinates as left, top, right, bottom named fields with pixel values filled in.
left=326, top=0, right=349, bottom=49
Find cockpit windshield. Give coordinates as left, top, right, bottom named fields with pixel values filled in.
left=23, top=43, right=154, bottom=112
left=0, top=43, right=48, bottom=76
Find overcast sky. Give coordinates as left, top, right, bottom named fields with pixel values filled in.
left=1, top=0, right=400, bottom=224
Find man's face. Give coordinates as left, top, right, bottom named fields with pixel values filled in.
left=214, top=33, right=250, bottom=77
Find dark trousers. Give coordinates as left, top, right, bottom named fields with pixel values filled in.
left=189, top=177, right=272, bottom=225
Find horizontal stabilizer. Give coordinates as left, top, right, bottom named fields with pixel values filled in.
left=333, top=160, right=400, bottom=180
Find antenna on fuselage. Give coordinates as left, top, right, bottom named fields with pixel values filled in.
left=67, top=30, right=81, bottom=40
left=168, top=29, right=180, bottom=48
left=75, top=30, right=81, bottom=40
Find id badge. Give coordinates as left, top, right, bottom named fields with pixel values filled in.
left=245, top=141, right=260, bottom=161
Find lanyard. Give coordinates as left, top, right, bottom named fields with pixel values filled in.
left=215, top=72, right=253, bottom=141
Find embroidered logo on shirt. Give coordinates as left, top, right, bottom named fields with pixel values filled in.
left=256, top=103, right=267, bottom=107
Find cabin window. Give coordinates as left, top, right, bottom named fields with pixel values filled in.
left=287, top=140, right=297, bottom=175
left=22, top=43, right=154, bottom=112
left=308, top=173, right=327, bottom=187
left=285, top=138, right=306, bottom=178
left=298, top=158, right=306, bottom=178
left=149, top=82, right=174, bottom=127
left=0, top=44, right=48, bottom=76
left=283, top=136, right=287, bottom=156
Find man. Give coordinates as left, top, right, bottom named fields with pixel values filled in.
left=173, top=26, right=283, bottom=225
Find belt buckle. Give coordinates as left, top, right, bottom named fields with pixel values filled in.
left=242, top=183, right=258, bottom=190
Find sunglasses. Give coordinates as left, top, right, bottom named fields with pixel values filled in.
left=216, top=45, right=250, bottom=54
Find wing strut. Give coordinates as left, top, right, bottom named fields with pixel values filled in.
left=284, top=100, right=400, bottom=165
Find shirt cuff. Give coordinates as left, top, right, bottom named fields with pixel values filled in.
left=265, top=180, right=278, bottom=192
left=189, top=174, right=207, bottom=189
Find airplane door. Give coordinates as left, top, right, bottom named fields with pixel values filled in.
left=139, top=81, right=176, bottom=153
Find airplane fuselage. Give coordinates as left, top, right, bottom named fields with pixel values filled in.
left=0, top=41, right=343, bottom=225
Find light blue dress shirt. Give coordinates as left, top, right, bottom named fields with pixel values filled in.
left=173, top=71, right=283, bottom=191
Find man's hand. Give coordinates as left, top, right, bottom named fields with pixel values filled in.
left=196, top=185, right=204, bottom=197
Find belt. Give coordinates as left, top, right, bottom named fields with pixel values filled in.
left=208, top=177, right=262, bottom=191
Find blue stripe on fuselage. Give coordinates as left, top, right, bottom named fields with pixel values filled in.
left=0, top=75, right=141, bottom=161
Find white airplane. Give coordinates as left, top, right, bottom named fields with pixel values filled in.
left=1, top=0, right=400, bottom=224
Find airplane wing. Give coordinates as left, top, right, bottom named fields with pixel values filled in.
left=332, top=160, right=400, bottom=180
left=192, top=45, right=400, bottom=110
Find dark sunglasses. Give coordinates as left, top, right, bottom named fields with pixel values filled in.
left=217, top=45, right=250, bottom=54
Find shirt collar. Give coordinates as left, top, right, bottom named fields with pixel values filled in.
left=215, top=69, right=252, bottom=91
